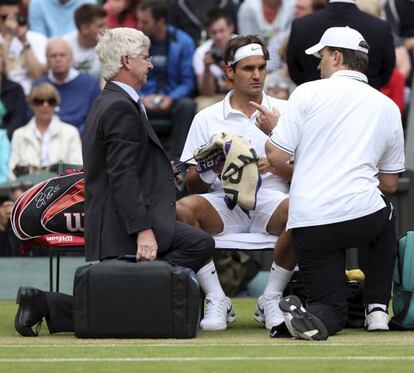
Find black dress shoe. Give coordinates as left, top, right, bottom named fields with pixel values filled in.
left=15, top=287, right=48, bottom=337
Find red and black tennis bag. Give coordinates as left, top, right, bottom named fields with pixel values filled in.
left=10, top=171, right=85, bottom=241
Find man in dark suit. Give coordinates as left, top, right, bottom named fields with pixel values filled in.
left=287, top=0, right=395, bottom=89
left=14, top=28, right=217, bottom=337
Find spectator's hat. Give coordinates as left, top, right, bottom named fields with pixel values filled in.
left=305, top=26, right=368, bottom=58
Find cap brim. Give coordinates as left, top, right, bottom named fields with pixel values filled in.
left=305, top=43, right=324, bottom=58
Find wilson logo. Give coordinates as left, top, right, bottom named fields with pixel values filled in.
left=64, top=212, right=85, bottom=232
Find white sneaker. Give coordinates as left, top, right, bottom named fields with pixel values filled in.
left=364, top=307, right=390, bottom=331
left=200, top=297, right=236, bottom=331
left=254, top=294, right=284, bottom=330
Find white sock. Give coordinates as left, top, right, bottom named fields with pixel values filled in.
left=367, top=303, right=387, bottom=312
left=196, top=260, right=226, bottom=300
left=263, top=262, right=294, bottom=297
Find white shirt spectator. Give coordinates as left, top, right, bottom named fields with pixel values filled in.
left=269, top=70, right=405, bottom=229
left=63, top=31, right=101, bottom=78
left=0, top=31, right=47, bottom=95
left=238, top=0, right=296, bottom=45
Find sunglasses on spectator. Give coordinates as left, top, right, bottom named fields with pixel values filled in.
left=32, top=98, right=58, bottom=106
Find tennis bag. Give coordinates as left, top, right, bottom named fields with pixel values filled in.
left=10, top=171, right=85, bottom=240
left=73, top=257, right=201, bottom=338
left=391, top=232, right=414, bottom=330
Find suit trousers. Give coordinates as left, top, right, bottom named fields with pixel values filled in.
left=291, top=198, right=397, bottom=335
left=44, top=221, right=214, bottom=333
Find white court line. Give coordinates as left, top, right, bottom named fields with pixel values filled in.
left=1, top=356, right=414, bottom=363
left=1, top=342, right=414, bottom=348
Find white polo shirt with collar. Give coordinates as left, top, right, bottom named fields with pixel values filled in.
left=181, top=90, right=288, bottom=193
left=269, top=70, right=405, bottom=229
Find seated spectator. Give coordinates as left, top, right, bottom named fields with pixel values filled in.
left=103, top=0, right=139, bottom=29
left=267, top=0, right=327, bottom=72
left=63, top=3, right=106, bottom=78
left=193, top=8, right=235, bottom=111
left=36, top=38, right=100, bottom=133
left=264, top=70, right=295, bottom=100
left=0, top=0, right=47, bottom=95
left=167, top=0, right=238, bottom=45
left=28, top=0, right=95, bottom=37
left=0, top=198, right=19, bottom=256
left=9, top=82, right=82, bottom=180
left=0, top=43, right=27, bottom=140
left=237, top=0, right=296, bottom=46
left=356, top=0, right=409, bottom=115
left=137, top=0, right=196, bottom=162
left=0, top=128, right=9, bottom=183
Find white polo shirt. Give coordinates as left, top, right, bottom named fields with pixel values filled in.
left=269, top=70, right=405, bottom=229
left=181, top=90, right=288, bottom=193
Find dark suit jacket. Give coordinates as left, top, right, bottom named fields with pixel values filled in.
left=82, top=82, right=177, bottom=261
left=287, top=1, right=395, bottom=89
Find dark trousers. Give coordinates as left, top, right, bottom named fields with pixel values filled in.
left=44, top=221, right=214, bottom=333
left=292, top=199, right=397, bottom=335
left=148, top=98, right=196, bottom=162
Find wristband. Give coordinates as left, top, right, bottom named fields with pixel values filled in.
left=199, top=169, right=218, bottom=184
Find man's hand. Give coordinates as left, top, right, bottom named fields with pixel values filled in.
left=136, top=229, right=158, bottom=261
left=203, top=52, right=215, bottom=68
left=249, top=101, right=281, bottom=135
left=143, top=94, right=173, bottom=113
left=257, top=157, right=274, bottom=175
left=0, top=201, right=13, bottom=231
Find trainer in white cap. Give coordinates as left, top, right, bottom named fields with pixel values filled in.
left=305, top=26, right=369, bottom=58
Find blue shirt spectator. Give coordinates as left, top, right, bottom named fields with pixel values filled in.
left=140, top=25, right=195, bottom=100
left=29, top=0, right=95, bottom=37
left=35, top=38, right=100, bottom=133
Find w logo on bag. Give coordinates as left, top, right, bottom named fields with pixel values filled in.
left=10, top=172, right=85, bottom=240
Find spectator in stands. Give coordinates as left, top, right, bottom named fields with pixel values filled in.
left=167, top=0, right=237, bottom=45
left=193, top=8, right=235, bottom=111
left=238, top=0, right=296, bottom=46
left=0, top=128, right=9, bottom=183
left=0, top=43, right=27, bottom=140
left=137, top=0, right=196, bottom=162
left=36, top=38, right=100, bottom=133
left=63, top=4, right=106, bottom=78
left=28, top=0, right=95, bottom=37
left=0, top=198, right=19, bottom=256
left=267, top=0, right=327, bottom=72
left=0, top=0, right=47, bottom=95
left=9, top=82, right=82, bottom=180
left=287, top=0, right=395, bottom=89
left=357, top=0, right=409, bottom=115
left=103, top=0, right=139, bottom=29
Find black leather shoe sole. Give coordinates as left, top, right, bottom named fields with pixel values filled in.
left=15, top=287, right=43, bottom=337
left=279, top=295, right=329, bottom=341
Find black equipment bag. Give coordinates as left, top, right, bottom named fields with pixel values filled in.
left=73, top=257, right=201, bottom=338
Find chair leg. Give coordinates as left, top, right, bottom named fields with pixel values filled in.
left=56, top=251, right=61, bottom=292
left=49, top=252, right=54, bottom=292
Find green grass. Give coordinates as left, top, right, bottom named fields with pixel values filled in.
left=1, top=298, right=414, bottom=372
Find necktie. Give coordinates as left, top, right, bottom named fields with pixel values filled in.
left=137, top=98, right=148, bottom=119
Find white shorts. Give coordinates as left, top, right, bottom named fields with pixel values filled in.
left=201, top=188, right=288, bottom=235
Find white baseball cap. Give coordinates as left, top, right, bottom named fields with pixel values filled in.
left=305, top=26, right=368, bottom=58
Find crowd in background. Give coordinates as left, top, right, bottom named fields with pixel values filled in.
left=0, top=0, right=414, bottom=256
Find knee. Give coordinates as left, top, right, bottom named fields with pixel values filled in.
left=197, top=231, right=216, bottom=263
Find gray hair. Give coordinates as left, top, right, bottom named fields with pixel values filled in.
left=96, top=28, right=151, bottom=81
